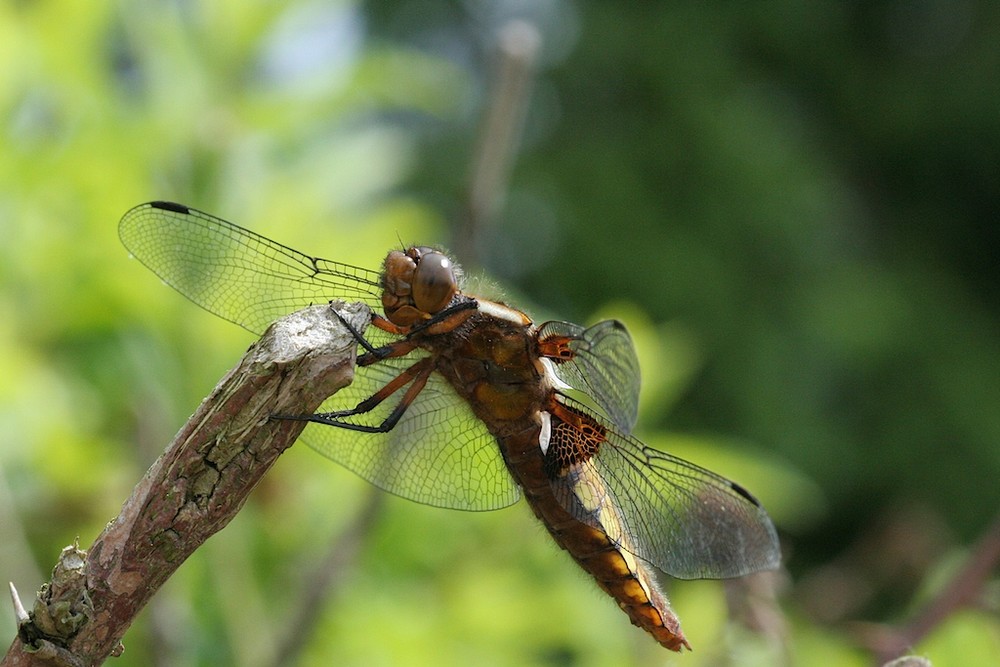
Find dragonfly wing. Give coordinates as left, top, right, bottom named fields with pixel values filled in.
left=119, top=201, right=384, bottom=335
left=547, top=399, right=780, bottom=579
left=537, top=320, right=641, bottom=433
left=122, top=202, right=519, bottom=510
left=306, top=336, right=521, bottom=511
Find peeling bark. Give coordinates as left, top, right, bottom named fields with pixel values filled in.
left=3, top=303, right=366, bottom=667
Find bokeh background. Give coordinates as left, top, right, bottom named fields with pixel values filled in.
left=2, top=1, right=998, bottom=665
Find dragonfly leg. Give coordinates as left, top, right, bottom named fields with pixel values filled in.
left=405, top=297, right=478, bottom=336
left=274, top=357, right=434, bottom=433
left=331, top=308, right=420, bottom=366
left=333, top=307, right=380, bottom=355
left=346, top=300, right=479, bottom=366
left=367, top=297, right=478, bottom=338
left=356, top=339, right=419, bottom=367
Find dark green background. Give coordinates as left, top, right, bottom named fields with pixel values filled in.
left=2, top=2, right=997, bottom=665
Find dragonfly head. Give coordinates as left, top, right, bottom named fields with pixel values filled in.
left=381, top=246, right=461, bottom=326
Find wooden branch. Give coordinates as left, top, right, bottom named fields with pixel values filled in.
left=862, top=510, right=1000, bottom=665
left=3, top=303, right=368, bottom=667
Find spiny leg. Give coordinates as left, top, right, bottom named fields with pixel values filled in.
left=404, top=298, right=478, bottom=336
left=332, top=307, right=418, bottom=365
left=274, top=357, right=435, bottom=434
left=334, top=300, right=478, bottom=366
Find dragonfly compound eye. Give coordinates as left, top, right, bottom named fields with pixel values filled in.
left=412, top=251, right=457, bottom=314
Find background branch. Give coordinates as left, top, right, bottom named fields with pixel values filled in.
left=457, top=19, right=541, bottom=263
left=3, top=303, right=368, bottom=667
left=262, top=21, right=543, bottom=664
left=269, top=490, right=384, bottom=667
left=860, top=510, right=1000, bottom=665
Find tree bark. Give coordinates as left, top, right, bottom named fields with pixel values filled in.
left=3, top=302, right=366, bottom=667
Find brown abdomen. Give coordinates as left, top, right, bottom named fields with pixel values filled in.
left=498, top=425, right=691, bottom=652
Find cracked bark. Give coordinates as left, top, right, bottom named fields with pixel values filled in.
left=3, top=303, right=367, bottom=667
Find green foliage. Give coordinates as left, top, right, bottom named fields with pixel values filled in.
left=2, top=1, right=998, bottom=665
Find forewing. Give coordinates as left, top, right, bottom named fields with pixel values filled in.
left=549, top=399, right=780, bottom=580
left=121, top=202, right=518, bottom=510
left=119, top=201, right=384, bottom=334
left=305, top=333, right=520, bottom=511
left=537, top=320, right=640, bottom=433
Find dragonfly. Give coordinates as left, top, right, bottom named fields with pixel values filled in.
left=119, top=201, right=780, bottom=651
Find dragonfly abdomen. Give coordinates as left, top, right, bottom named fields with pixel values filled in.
left=499, top=425, right=691, bottom=652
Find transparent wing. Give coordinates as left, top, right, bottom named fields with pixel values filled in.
left=548, top=399, right=780, bottom=580
left=309, top=334, right=520, bottom=510
left=119, top=201, right=384, bottom=335
left=120, top=201, right=519, bottom=510
left=537, top=320, right=641, bottom=433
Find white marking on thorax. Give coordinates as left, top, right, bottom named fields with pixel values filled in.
left=476, top=298, right=530, bottom=325
left=538, top=410, right=552, bottom=455
left=540, top=357, right=571, bottom=391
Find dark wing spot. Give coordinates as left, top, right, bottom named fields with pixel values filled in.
left=729, top=481, right=763, bottom=508
left=149, top=201, right=190, bottom=214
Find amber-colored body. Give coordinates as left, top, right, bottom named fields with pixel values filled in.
left=387, top=307, right=690, bottom=650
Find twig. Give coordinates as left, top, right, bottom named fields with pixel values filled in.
left=862, top=510, right=1000, bottom=664
left=724, top=570, right=790, bottom=663
left=2, top=303, right=367, bottom=667
left=457, top=19, right=541, bottom=262
left=269, top=490, right=384, bottom=667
